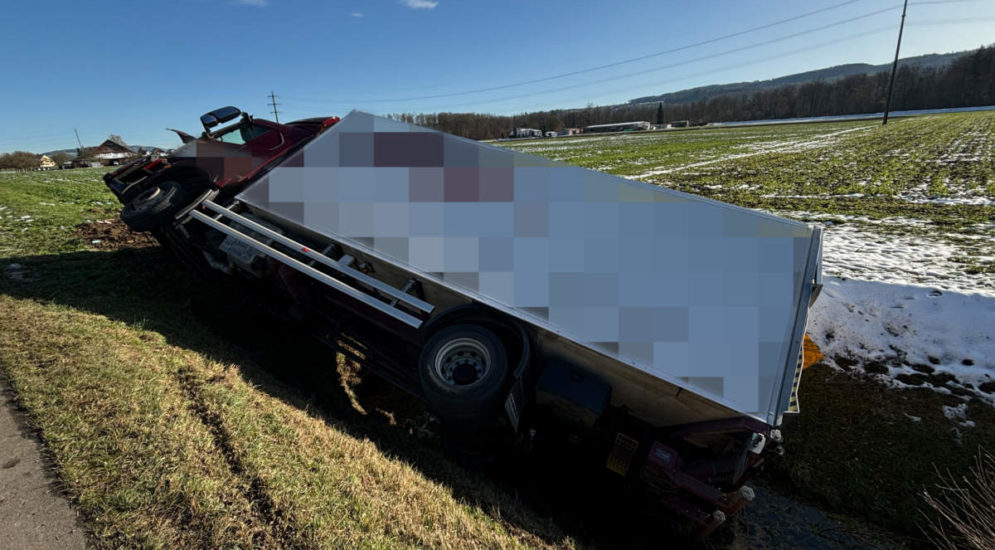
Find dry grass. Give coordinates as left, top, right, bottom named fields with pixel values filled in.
left=922, top=449, right=995, bottom=550
left=0, top=168, right=581, bottom=549
left=0, top=295, right=573, bottom=549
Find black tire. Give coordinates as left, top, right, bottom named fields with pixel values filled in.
left=120, top=180, right=189, bottom=232
left=419, top=324, right=508, bottom=428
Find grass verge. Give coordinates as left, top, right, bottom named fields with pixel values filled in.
left=0, top=169, right=575, bottom=549
left=770, top=363, right=995, bottom=541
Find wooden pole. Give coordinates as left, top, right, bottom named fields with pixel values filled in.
left=883, top=0, right=909, bottom=125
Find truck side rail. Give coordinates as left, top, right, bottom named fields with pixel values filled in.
left=187, top=200, right=433, bottom=329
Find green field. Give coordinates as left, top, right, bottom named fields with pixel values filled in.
left=501, top=113, right=995, bottom=276
left=1, top=113, right=993, bottom=548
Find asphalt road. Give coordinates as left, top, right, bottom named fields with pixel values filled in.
left=0, top=376, right=89, bottom=550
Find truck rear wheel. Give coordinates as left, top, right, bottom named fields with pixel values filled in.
left=120, top=180, right=189, bottom=232
left=419, top=324, right=508, bottom=429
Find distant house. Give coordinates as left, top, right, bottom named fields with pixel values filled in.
left=86, top=135, right=139, bottom=166
left=583, top=121, right=651, bottom=133
left=509, top=128, right=543, bottom=138
left=558, top=128, right=581, bottom=136
left=38, top=155, right=56, bottom=170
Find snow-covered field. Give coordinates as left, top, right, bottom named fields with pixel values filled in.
left=817, top=220, right=994, bottom=292
left=806, top=213, right=994, bottom=408
left=808, top=277, right=994, bottom=403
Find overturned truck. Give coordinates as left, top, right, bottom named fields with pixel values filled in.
left=104, top=108, right=823, bottom=535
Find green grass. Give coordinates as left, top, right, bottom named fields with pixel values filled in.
left=500, top=113, right=995, bottom=212
left=770, top=364, right=995, bottom=538
left=0, top=167, right=119, bottom=256
left=0, top=169, right=575, bottom=549
left=499, top=112, right=995, bottom=288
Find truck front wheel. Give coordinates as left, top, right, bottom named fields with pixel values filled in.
left=120, top=180, right=189, bottom=232
left=419, top=324, right=508, bottom=429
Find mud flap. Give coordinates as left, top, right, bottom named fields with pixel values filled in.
left=788, top=335, right=823, bottom=413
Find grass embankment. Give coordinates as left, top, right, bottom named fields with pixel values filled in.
left=771, top=364, right=995, bottom=538
left=0, top=168, right=573, bottom=549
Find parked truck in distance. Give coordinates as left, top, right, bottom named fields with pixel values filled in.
left=103, top=106, right=823, bottom=538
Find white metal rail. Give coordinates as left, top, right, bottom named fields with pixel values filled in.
left=187, top=202, right=431, bottom=328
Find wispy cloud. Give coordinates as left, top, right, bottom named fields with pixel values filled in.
left=401, top=0, right=438, bottom=9
left=234, top=0, right=269, bottom=6
left=351, top=11, right=364, bottom=17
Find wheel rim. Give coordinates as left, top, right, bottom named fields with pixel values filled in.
left=133, top=185, right=162, bottom=205
left=434, top=337, right=491, bottom=387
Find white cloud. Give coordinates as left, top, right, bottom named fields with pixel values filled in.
left=234, top=0, right=269, bottom=6
left=351, top=11, right=364, bottom=17
left=401, top=0, right=438, bottom=9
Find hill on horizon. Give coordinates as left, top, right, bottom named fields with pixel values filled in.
left=627, top=50, right=969, bottom=106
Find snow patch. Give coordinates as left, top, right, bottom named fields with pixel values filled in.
left=942, top=403, right=976, bottom=428
left=808, top=277, right=995, bottom=403
left=820, top=224, right=995, bottom=294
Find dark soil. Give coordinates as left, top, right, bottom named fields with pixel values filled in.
left=72, top=218, right=156, bottom=250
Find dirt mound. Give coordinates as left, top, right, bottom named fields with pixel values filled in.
left=73, top=218, right=156, bottom=250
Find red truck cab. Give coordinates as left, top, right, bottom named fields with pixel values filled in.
left=104, top=107, right=339, bottom=230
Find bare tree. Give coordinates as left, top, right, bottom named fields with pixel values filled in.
left=51, top=152, right=72, bottom=167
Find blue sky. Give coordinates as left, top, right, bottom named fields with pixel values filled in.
left=1, top=0, right=992, bottom=153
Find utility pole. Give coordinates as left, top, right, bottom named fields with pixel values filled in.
left=268, top=91, right=281, bottom=123
left=882, top=0, right=908, bottom=125
left=74, top=128, right=85, bottom=159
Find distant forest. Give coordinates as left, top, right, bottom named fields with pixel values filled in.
left=387, top=46, right=995, bottom=140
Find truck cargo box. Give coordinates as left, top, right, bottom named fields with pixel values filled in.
left=234, top=111, right=822, bottom=428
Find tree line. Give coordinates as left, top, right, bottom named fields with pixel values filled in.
left=0, top=152, right=42, bottom=170
left=0, top=151, right=73, bottom=170
left=387, top=45, right=995, bottom=140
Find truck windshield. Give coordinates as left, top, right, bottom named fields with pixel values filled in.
left=215, top=123, right=271, bottom=145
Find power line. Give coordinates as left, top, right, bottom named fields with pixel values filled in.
left=443, top=25, right=897, bottom=112
left=279, top=25, right=896, bottom=119
left=286, top=0, right=868, bottom=105
left=284, top=0, right=982, bottom=110
left=907, top=15, right=995, bottom=24
left=291, top=13, right=974, bottom=117
left=353, top=7, right=905, bottom=111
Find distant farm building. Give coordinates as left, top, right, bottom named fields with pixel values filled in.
left=583, top=121, right=651, bottom=133
left=87, top=135, right=139, bottom=165
left=509, top=128, right=543, bottom=138
left=38, top=155, right=56, bottom=170
left=670, top=120, right=690, bottom=128
left=558, top=128, right=581, bottom=136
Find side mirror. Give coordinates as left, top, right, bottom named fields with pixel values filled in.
left=200, top=113, right=219, bottom=130
left=200, top=106, right=242, bottom=132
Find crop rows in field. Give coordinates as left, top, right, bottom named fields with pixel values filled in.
left=660, top=114, right=995, bottom=205
left=502, top=120, right=871, bottom=178
left=498, top=112, right=995, bottom=285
